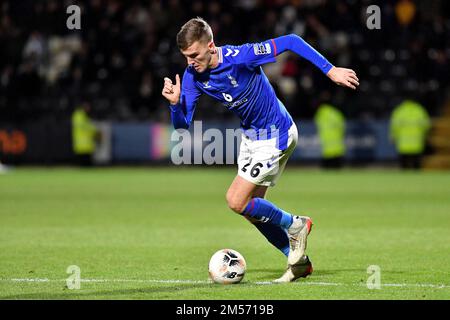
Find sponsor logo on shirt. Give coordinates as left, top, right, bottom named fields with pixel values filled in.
left=223, top=98, right=248, bottom=109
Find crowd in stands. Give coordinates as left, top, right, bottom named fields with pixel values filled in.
left=0, top=0, right=448, bottom=123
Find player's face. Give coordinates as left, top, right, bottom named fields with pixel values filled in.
left=181, top=41, right=214, bottom=73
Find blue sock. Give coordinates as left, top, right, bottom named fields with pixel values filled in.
left=253, top=223, right=290, bottom=256
left=242, top=198, right=293, bottom=229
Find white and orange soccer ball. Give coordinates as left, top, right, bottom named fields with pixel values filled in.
left=208, top=249, right=246, bottom=284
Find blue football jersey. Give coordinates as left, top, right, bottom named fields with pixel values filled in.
left=179, top=39, right=292, bottom=150
left=171, top=35, right=333, bottom=150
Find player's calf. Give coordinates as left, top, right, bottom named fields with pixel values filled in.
left=226, top=175, right=258, bottom=214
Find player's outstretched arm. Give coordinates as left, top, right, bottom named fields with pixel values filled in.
left=272, top=34, right=359, bottom=90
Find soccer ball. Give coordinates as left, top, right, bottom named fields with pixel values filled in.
left=208, top=249, right=246, bottom=284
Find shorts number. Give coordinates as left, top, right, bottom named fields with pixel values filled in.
left=241, top=159, right=252, bottom=173
left=250, top=163, right=263, bottom=178
left=242, top=160, right=263, bottom=178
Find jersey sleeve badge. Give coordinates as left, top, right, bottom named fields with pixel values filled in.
left=253, top=43, right=272, bottom=55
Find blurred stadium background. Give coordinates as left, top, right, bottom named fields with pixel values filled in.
left=1, top=1, right=450, bottom=300
left=0, top=0, right=449, bottom=168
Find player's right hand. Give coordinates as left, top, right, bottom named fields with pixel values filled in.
left=162, top=74, right=181, bottom=105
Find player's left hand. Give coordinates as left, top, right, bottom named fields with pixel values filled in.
left=326, top=66, right=359, bottom=90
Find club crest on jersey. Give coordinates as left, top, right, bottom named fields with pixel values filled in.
left=227, top=74, right=239, bottom=88
left=253, top=43, right=271, bottom=55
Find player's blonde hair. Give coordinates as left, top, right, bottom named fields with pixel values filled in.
left=176, top=17, right=213, bottom=50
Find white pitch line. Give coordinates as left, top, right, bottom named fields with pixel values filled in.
left=1, top=278, right=449, bottom=289
left=6, top=278, right=209, bottom=284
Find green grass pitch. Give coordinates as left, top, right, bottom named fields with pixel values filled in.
left=0, top=167, right=449, bottom=299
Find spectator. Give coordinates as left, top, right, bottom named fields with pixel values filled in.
left=390, top=99, right=431, bottom=169
left=314, top=101, right=346, bottom=169
left=71, top=102, right=98, bottom=167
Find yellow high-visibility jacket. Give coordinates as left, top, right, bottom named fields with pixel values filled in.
left=314, top=104, right=346, bottom=158
left=71, top=108, right=97, bottom=154
left=390, top=100, right=430, bottom=154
